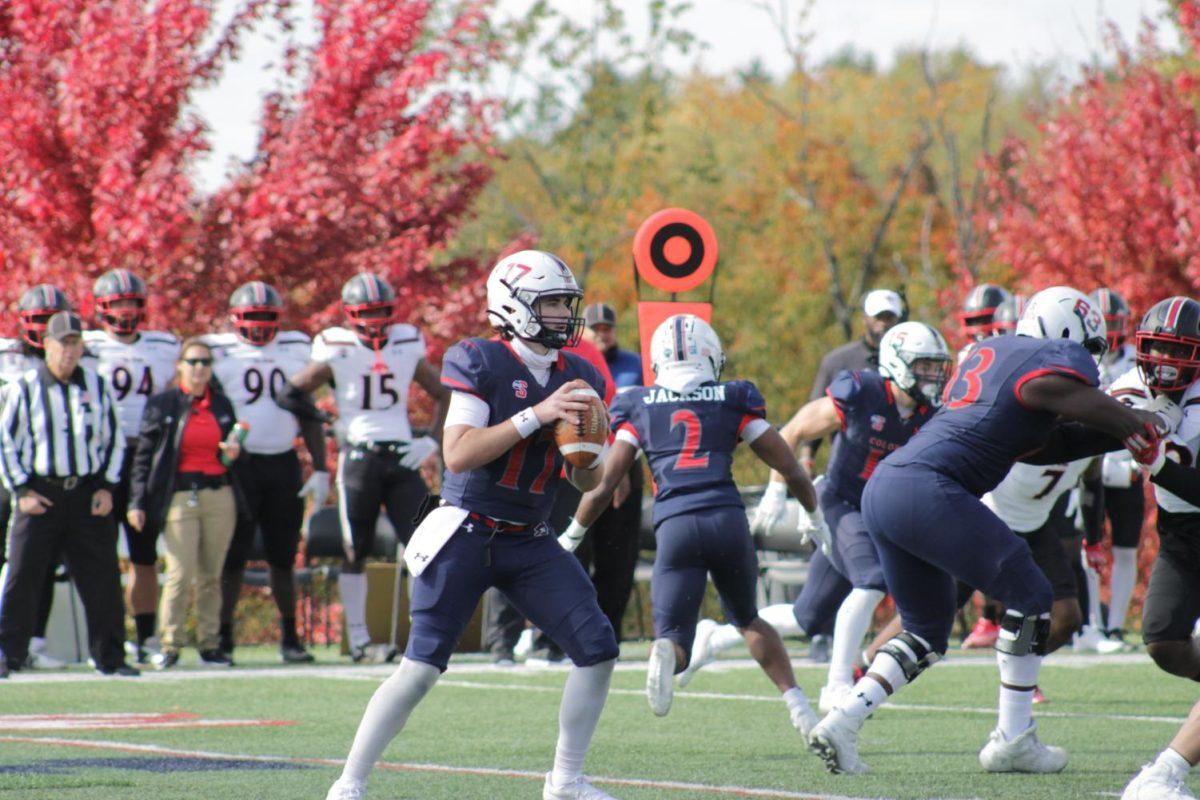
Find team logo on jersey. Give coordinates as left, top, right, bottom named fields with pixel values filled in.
left=512, top=379, right=528, bottom=399
left=870, top=414, right=886, bottom=431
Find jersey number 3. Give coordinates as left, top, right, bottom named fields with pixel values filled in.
left=944, top=347, right=995, bottom=410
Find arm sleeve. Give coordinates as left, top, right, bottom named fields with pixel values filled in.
left=1020, top=422, right=1123, bottom=465
left=445, top=391, right=490, bottom=429
left=276, top=381, right=333, bottom=424
left=441, top=341, right=488, bottom=398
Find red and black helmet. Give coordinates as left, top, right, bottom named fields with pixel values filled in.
left=958, top=283, right=1012, bottom=341
left=92, top=269, right=147, bottom=336
left=991, top=293, right=1028, bottom=335
left=341, top=273, right=397, bottom=346
left=229, top=281, right=284, bottom=345
left=1089, top=288, right=1132, bottom=351
left=1136, top=296, right=1200, bottom=393
left=18, top=284, right=71, bottom=348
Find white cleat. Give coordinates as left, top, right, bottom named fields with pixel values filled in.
left=807, top=709, right=869, bottom=775
left=543, top=773, right=618, bottom=799
left=25, top=650, right=65, bottom=669
left=978, top=722, right=1068, bottom=773
left=677, top=619, right=718, bottom=688
left=1122, top=761, right=1197, bottom=799
left=818, top=684, right=854, bottom=715
left=647, top=638, right=676, bottom=717
left=325, top=777, right=367, bottom=800
left=790, top=697, right=820, bottom=739
left=1072, top=624, right=1103, bottom=653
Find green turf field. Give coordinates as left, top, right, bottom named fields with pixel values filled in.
left=0, top=645, right=1194, bottom=799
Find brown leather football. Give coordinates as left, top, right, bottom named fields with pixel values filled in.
left=554, top=386, right=607, bottom=469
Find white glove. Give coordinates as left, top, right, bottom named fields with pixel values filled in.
left=1147, top=394, right=1184, bottom=436
left=751, top=481, right=788, bottom=535
left=558, top=518, right=588, bottom=552
left=797, top=504, right=833, bottom=557
left=297, top=470, right=331, bottom=509
left=400, top=436, right=439, bottom=470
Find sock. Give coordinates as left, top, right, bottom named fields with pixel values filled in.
left=839, top=675, right=889, bottom=723
left=550, top=658, right=616, bottom=789
left=758, top=603, right=804, bottom=638
left=1156, top=748, right=1193, bottom=776
left=996, top=651, right=1041, bottom=739
left=828, top=588, right=885, bottom=688
left=1109, top=547, right=1137, bottom=631
left=1084, top=566, right=1103, bottom=629
left=339, top=573, right=371, bottom=648
left=135, top=613, right=156, bottom=646
left=707, top=623, right=746, bottom=654
left=281, top=616, right=300, bottom=648
left=782, top=686, right=810, bottom=716
left=341, top=658, right=440, bottom=782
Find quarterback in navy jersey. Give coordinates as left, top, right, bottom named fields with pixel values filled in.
left=326, top=251, right=622, bottom=800
left=808, top=286, right=1171, bottom=778
left=683, top=322, right=951, bottom=714
left=569, top=314, right=824, bottom=741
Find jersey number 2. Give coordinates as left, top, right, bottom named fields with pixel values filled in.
left=945, top=347, right=996, bottom=410
left=670, top=410, right=710, bottom=470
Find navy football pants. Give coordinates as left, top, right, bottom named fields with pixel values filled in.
left=862, top=462, right=1052, bottom=654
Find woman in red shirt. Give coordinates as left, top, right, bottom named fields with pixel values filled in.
left=127, top=338, right=242, bottom=668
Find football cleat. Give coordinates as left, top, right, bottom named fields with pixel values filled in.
left=978, top=722, right=1068, bottom=773
left=1122, top=761, right=1197, bottom=799
left=199, top=649, right=234, bottom=667
left=676, top=618, right=718, bottom=688
left=647, top=638, right=676, bottom=717
left=1097, top=628, right=1139, bottom=654
left=808, top=709, right=869, bottom=775
left=326, top=777, right=367, bottom=800
left=1032, top=686, right=1048, bottom=705
left=962, top=618, right=1000, bottom=649
left=818, top=684, right=855, bottom=715
left=1072, top=624, right=1104, bottom=653
left=151, top=650, right=180, bottom=670
left=24, top=650, right=65, bottom=670
left=281, top=644, right=315, bottom=664
left=542, top=773, right=618, bottom=800
left=790, top=697, right=820, bottom=738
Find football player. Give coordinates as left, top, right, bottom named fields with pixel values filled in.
left=83, top=270, right=180, bottom=663
left=565, top=313, right=823, bottom=739
left=1083, top=287, right=1144, bottom=653
left=0, top=285, right=72, bottom=669
left=325, top=251, right=620, bottom=800
left=206, top=282, right=326, bottom=664
left=684, top=322, right=952, bottom=715
left=807, top=286, right=1171, bottom=776
left=279, top=273, right=447, bottom=663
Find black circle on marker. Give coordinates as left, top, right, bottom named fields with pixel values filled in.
left=650, top=223, right=704, bottom=279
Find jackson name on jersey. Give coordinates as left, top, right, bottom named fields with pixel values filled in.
left=311, top=324, right=426, bottom=446
left=83, top=330, right=180, bottom=440
left=206, top=331, right=313, bottom=454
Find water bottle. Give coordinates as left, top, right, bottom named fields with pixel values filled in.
left=219, top=421, right=250, bottom=467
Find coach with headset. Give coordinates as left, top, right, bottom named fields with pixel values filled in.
left=0, top=311, right=136, bottom=677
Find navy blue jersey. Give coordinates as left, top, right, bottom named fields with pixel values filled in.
left=440, top=337, right=608, bottom=524
left=884, top=336, right=1099, bottom=497
left=610, top=380, right=766, bottom=525
left=824, top=370, right=934, bottom=507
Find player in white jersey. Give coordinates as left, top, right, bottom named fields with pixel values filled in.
left=206, top=282, right=328, bottom=664
left=280, top=273, right=448, bottom=661
left=0, top=285, right=71, bottom=670
left=82, top=270, right=180, bottom=663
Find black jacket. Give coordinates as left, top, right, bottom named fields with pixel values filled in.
left=129, top=386, right=241, bottom=535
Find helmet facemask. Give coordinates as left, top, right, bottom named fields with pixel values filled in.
left=345, top=301, right=398, bottom=349
left=490, top=287, right=584, bottom=350
left=232, top=308, right=281, bottom=345
left=1136, top=333, right=1200, bottom=393
left=97, top=295, right=146, bottom=336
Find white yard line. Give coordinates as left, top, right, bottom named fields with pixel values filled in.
left=0, top=734, right=962, bottom=800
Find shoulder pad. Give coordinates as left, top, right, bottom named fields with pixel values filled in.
left=277, top=330, right=312, bottom=346
left=141, top=331, right=181, bottom=345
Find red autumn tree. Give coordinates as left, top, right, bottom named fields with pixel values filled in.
left=0, top=0, right=497, bottom=351
left=980, top=11, right=1200, bottom=312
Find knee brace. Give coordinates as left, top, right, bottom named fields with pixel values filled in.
left=878, top=631, right=943, bottom=683
left=995, top=610, right=1051, bottom=656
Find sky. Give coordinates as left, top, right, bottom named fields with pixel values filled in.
left=190, top=0, right=1174, bottom=193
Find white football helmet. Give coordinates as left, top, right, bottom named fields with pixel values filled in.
left=878, top=321, right=953, bottom=407
left=486, top=250, right=584, bottom=349
left=1016, top=286, right=1108, bottom=356
left=650, top=314, right=726, bottom=394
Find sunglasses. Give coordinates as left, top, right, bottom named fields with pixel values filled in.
left=182, top=357, right=213, bottom=367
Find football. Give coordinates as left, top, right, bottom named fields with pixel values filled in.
left=554, top=386, right=607, bottom=469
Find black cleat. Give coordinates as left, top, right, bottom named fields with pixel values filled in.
left=280, top=644, right=315, bottom=664
left=199, top=649, right=234, bottom=667
left=97, top=663, right=141, bottom=677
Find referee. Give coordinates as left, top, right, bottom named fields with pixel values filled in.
left=0, top=311, right=136, bottom=677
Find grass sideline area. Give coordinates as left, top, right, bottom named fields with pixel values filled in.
left=0, top=645, right=1193, bottom=799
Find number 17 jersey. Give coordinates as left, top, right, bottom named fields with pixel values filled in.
left=885, top=335, right=1099, bottom=497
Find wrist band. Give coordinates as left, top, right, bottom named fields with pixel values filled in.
left=563, top=518, right=588, bottom=541
left=510, top=408, right=541, bottom=439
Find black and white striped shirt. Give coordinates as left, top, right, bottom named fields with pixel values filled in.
left=0, top=363, right=125, bottom=491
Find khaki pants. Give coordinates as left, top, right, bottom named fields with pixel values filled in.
left=158, top=486, right=235, bottom=651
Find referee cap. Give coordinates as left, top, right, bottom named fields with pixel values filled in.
left=45, top=311, right=85, bottom=341
left=583, top=302, right=617, bottom=329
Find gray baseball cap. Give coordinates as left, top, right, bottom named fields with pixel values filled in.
left=583, top=302, right=617, bottom=329
left=44, top=311, right=85, bottom=341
